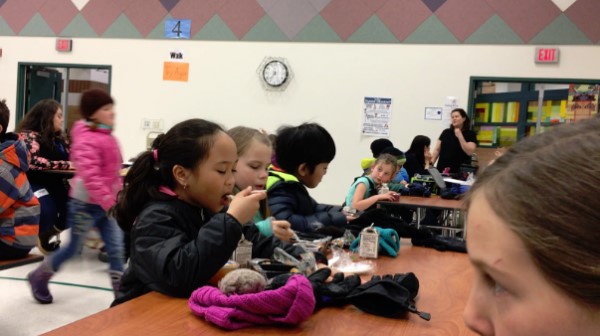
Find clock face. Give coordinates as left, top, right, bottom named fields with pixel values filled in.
left=262, top=60, right=288, bottom=87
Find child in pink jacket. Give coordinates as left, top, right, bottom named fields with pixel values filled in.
left=28, top=89, right=125, bottom=304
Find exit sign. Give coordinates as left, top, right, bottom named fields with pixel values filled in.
left=535, top=47, right=559, bottom=63
left=56, top=38, right=72, bottom=52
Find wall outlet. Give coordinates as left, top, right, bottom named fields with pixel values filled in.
left=141, top=118, right=164, bottom=130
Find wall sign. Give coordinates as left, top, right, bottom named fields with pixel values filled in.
left=165, top=19, right=191, bottom=39
left=535, top=47, right=559, bottom=63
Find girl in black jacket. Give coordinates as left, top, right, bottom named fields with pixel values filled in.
left=112, top=119, right=300, bottom=305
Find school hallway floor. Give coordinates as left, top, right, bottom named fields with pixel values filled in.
left=0, top=230, right=116, bottom=336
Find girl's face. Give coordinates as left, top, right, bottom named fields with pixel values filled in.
left=234, top=138, right=271, bottom=191
left=53, top=108, right=64, bottom=132
left=369, top=162, right=394, bottom=185
left=91, top=104, right=115, bottom=127
left=464, top=194, right=599, bottom=336
left=451, top=111, right=465, bottom=129
left=184, top=131, right=237, bottom=213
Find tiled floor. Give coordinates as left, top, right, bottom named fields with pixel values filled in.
left=0, top=230, right=116, bottom=336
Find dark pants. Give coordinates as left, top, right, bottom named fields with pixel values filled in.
left=0, top=241, right=30, bottom=260
left=31, top=182, right=69, bottom=233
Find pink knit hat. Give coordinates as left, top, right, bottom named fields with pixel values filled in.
left=188, top=274, right=315, bottom=330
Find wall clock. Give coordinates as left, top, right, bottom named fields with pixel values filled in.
left=258, top=57, right=293, bottom=90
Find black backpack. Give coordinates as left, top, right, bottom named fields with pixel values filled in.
left=346, top=272, right=431, bottom=320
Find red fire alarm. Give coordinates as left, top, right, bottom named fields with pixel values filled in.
left=535, top=47, right=559, bottom=63
left=56, top=38, right=72, bottom=52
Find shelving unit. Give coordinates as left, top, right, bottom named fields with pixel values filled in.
left=468, top=77, right=599, bottom=148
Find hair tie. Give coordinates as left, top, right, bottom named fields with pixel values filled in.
left=153, top=149, right=158, bottom=162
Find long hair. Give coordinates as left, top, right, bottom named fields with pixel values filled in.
left=17, top=99, right=65, bottom=149
left=406, top=135, right=431, bottom=166
left=465, top=117, right=600, bottom=308
left=0, top=99, right=9, bottom=136
left=114, top=118, right=224, bottom=232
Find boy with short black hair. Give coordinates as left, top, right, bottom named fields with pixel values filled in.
left=266, top=122, right=347, bottom=234
left=0, top=99, right=41, bottom=260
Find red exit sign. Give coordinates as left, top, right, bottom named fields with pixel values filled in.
left=535, top=47, right=559, bottom=63
left=56, top=38, right=72, bottom=52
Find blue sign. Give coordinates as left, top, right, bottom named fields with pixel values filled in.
left=165, top=19, right=191, bottom=39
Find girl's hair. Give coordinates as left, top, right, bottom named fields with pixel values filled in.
left=465, top=117, right=600, bottom=308
left=0, top=99, right=9, bottom=136
left=17, top=99, right=65, bottom=149
left=114, top=118, right=224, bottom=232
left=450, top=108, right=472, bottom=131
left=227, top=126, right=271, bottom=157
left=227, top=126, right=272, bottom=219
left=372, top=153, right=398, bottom=176
left=406, top=135, right=431, bottom=166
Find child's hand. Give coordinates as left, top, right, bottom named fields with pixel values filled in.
left=378, top=191, right=398, bottom=202
left=227, top=187, right=266, bottom=225
left=271, top=219, right=295, bottom=242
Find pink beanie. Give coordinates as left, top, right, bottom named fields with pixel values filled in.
left=188, top=274, right=315, bottom=330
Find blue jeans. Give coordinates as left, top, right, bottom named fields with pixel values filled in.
left=51, top=198, right=124, bottom=273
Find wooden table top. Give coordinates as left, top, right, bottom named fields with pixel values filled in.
left=43, top=243, right=476, bottom=336
left=380, top=195, right=464, bottom=210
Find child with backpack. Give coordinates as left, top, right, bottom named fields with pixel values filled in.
left=345, top=153, right=399, bottom=211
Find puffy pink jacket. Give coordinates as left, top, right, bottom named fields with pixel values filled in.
left=69, top=120, right=122, bottom=211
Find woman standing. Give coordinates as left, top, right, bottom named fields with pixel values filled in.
left=431, top=108, right=477, bottom=176
left=17, top=99, right=72, bottom=254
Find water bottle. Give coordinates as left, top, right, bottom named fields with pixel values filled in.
left=379, top=183, right=389, bottom=195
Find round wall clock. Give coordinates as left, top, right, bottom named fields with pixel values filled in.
left=258, top=57, right=293, bottom=90
left=262, top=60, right=288, bottom=87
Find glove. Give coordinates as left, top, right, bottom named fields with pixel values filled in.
left=349, top=227, right=400, bottom=257
left=307, top=267, right=361, bottom=308
left=347, top=272, right=430, bottom=320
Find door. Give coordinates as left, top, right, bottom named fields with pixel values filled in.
left=25, top=66, right=63, bottom=112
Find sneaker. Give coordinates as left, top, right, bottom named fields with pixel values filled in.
left=37, top=228, right=61, bottom=255
left=98, top=248, right=109, bottom=263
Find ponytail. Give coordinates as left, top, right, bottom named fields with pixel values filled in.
left=114, top=151, right=172, bottom=232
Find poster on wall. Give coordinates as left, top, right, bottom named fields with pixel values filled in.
left=442, top=96, right=459, bottom=127
left=566, top=84, right=599, bottom=121
left=425, top=107, right=442, bottom=120
left=362, top=97, right=392, bottom=136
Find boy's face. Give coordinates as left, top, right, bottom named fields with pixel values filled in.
left=298, top=162, right=329, bottom=189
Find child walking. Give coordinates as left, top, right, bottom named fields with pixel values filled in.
left=227, top=126, right=294, bottom=242
left=28, top=89, right=125, bottom=304
left=111, top=119, right=267, bottom=305
left=345, top=153, right=399, bottom=211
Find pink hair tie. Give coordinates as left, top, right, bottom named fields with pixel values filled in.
left=153, top=149, right=158, bottom=162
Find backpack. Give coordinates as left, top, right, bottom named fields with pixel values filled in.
left=346, top=272, right=431, bottom=320
left=342, top=176, right=377, bottom=208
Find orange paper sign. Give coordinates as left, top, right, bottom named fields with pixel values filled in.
left=163, top=62, right=189, bottom=82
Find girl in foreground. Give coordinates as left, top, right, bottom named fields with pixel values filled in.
left=463, top=117, right=600, bottom=335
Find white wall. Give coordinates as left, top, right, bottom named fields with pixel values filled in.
left=1, top=36, right=599, bottom=203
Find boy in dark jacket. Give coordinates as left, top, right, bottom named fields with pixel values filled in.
left=267, top=123, right=347, bottom=235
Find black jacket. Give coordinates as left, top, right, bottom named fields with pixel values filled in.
left=266, top=170, right=346, bottom=233
left=113, top=198, right=302, bottom=306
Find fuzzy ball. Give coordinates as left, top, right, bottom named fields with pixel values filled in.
left=79, top=89, right=113, bottom=119
left=218, top=269, right=267, bottom=295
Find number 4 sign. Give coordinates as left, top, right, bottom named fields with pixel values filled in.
left=165, top=19, right=191, bottom=39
